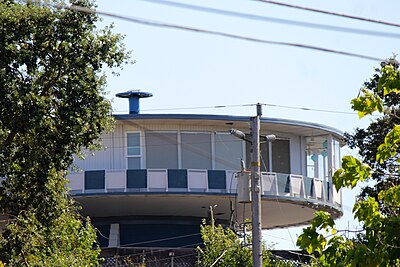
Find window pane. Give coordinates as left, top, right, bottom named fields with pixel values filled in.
left=272, top=139, right=291, bottom=174
left=181, top=133, right=212, bottom=169
left=146, top=132, right=178, bottom=169
left=128, top=147, right=141, bottom=156
left=128, top=157, right=141, bottom=169
left=127, top=133, right=140, bottom=155
left=215, top=134, right=243, bottom=170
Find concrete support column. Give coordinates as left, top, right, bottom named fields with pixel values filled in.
left=109, top=223, right=120, bottom=247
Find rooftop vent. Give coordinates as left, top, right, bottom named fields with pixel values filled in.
left=116, top=90, right=153, bottom=114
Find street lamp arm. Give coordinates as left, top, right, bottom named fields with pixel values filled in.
left=229, top=128, right=252, bottom=143
left=229, top=129, right=276, bottom=143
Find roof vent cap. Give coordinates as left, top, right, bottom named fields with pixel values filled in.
left=116, top=90, right=153, bottom=114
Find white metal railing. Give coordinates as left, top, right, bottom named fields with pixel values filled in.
left=66, top=169, right=338, bottom=205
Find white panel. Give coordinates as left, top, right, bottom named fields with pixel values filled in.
left=290, top=174, right=304, bottom=197
left=106, top=170, right=126, bottom=190
left=314, top=179, right=324, bottom=200
left=226, top=170, right=238, bottom=193
left=188, top=169, right=208, bottom=192
left=72, top=133, right=113, bottom=171
left=148, top=169, right=167, bottom=191
left=333, top=184, right=341, bottom=205
left=67, top=173, right=84, bottom=192
left=261, top=172, right=278, bottom=194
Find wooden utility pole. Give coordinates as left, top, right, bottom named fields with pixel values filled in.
left=251, top=103, right=262, bottom=267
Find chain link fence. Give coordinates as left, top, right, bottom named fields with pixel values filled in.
left=99, top=248, right=309, bottom=267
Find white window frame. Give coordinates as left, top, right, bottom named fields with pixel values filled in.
left=126, top=131, right=142, bottom=169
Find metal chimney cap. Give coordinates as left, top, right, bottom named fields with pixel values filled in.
left=115, top=90, right=153, bottom=99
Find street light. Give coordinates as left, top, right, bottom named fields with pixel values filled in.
left=230, top=128, right=276, bottom=143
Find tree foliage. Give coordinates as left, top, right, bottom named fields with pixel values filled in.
left=297, top=59, right=400, bottom=267
left=0, top=0, right=129, bottom=265
left=197, top=220, right=254, bottom=267
left=197, top=211, right=299, bottom=267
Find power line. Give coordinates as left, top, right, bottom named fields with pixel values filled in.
left=41, top=1, right=383, bottom=62
left=139, top=0, right=400, bottom=39
left=119, top=232, right=201, bottom=247
left=113, top=102, right=364, bottom=116
left=138, top=103, right=255, bottom=112
left=253, top=0, right=400, bottom=28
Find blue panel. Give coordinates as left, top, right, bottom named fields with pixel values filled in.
left=120, top=224, right=201, bottom=247
left=127, top=170, right=147, bottom=188
left=327, top=182, right=330, bottom=200
left=304, top=177, right=313, bottom=197
left=85, top=170, right=105, bottom=190
left=168, top=169, right=188, bottom=188
left=207, top=170, right=226, bottom=189
left=277, top=173, right=290, bottom=194
left=94, top=224, right=110, bottom=248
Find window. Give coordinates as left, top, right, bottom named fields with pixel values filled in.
left=215, top=133, right=243, bottom=170
left=181, top=133, right=212, bottom=169
left=127, top=132, right=141, bottom=169
left=272, top=139, right=291, bottom=174
left=146, top=132, right=178, bottom=169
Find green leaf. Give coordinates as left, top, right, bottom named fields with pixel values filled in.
left=378, top=65, right=400, bottom=96
left=351, top=88, right=383, bottom=118
left=376, top=125, right=400, bottom=163
left=333, top=156, right=371, bottom=190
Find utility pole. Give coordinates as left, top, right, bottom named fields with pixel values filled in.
left=230, top=103, right=275, bottom=267
left=251, top=103, right=262, bottom=267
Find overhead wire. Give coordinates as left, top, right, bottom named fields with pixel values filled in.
left=113, top=102, right=373, bottom=116
left=119, top=232, right=201, bottom=247
left=37, top=1, right=383, bottom=62
left=253, top=0, right=400, bottom=28
left=139, top=0, right=400, bottom=39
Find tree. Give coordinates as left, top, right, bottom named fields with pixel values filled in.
left=197, top=208, right=299, bottom=267
left=0, top=0, right=129, bottom=265
left=297, top=59, right=400, bottom=267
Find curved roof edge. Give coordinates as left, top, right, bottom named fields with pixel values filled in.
left=114, top=113, right=344, bottom=137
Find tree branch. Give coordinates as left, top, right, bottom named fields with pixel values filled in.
left=1, top=131, right=16, bottom=150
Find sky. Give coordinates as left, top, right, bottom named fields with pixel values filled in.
left=93, top=0, right=400, bottom=249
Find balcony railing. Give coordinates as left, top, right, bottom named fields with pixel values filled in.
left=66, top=169, right=341, bottom=206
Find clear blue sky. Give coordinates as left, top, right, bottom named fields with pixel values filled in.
left=94, top=0, right=400, bottom=249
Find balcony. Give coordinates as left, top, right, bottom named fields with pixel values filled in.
left=67, top=169, right=341, bottom=206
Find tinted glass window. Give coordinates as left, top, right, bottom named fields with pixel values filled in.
left=146, top=132, right=178, bottom=168
left=272, top=139, right=290, bottom=174
left=181, top=133, right=212, bottom=169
